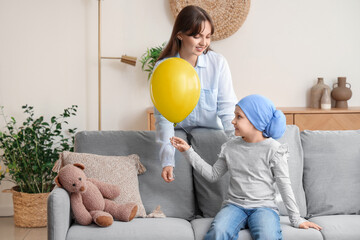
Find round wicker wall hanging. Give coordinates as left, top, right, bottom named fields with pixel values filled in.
left=169, top=0, right=251, bottom=41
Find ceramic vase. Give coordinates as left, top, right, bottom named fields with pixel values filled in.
left=310, top=78, right=331, bottom=108
left=331, top=77, right=352, bottom=108
left=321, top=88, right=331, bottom=110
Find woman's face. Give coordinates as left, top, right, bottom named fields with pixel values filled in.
left=178, top=20, right=212, bottom=58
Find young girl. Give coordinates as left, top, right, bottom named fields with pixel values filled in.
left=154, top=5, right=237, bottom=183
left=170, top=94, right=322, bottom=240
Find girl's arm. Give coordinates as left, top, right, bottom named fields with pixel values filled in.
left=272, top=145, right=321, bottom=230
left=171, top=136, right=228, bottom=182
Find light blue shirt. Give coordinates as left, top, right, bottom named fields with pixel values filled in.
left=154, top=51, right=237, bottom=167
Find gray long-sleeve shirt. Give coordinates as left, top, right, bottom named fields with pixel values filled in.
left=182, top=136, right=307, bottom=228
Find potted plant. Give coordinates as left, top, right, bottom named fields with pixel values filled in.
left=0, top=104, right=78, bottom=227
left=139, top=42, right=166, bottom=80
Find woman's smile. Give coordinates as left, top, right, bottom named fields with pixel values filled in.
left=196, top=46, right=206, bottom=52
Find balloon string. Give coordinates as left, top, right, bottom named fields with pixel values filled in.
left=175, top=122, right=189, bottom=135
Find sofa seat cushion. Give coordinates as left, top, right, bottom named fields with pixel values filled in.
left=191, top=218, right=252, bottom=240
left=74, top=130, right=196, bottom=220
left=67, top=218, right=194, bottom=240
left=309, top=215, right=360, bottom=240
left=191, top=217, right=323, bottom=240
left=301, top=130, right=360, bottom=217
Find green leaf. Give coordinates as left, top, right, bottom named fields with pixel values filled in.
left=140, top=42, right=166, bottom=80
left=0, top=105, right=78, bottom=193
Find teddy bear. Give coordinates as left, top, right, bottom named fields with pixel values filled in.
left=54, top=163, right=138, bottom=227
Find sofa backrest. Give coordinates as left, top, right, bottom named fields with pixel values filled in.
left=74, top=130, right=196, bottom=220
left=189, top=128, right=230, bottom=217
left=301, top=129, right=360, bottom=218
left=190, top=125, right=307, bottom=218
left=277, top=125, right=307, bottom=217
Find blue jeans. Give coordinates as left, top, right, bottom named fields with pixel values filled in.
left=205, top=204, right=282, bottom=240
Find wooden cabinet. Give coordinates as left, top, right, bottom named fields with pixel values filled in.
left=147, top=107, right=360, bottom=131
left=280, top=107, right=360, bottom=131
left=146, top=107, right=156, bottom=131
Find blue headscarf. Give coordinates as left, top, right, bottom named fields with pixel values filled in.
left=236, top=94, right=286, bottom=139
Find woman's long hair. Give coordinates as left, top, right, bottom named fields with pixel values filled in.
left=158, top=5, right=214, bottom=62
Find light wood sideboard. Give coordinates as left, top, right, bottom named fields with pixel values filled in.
left=146, top=107, right=360, bottom=132
left=146, top=107, right=156, bottom=131
left=280, top=107, right=360, bottom=131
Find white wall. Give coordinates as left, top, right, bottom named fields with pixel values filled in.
left=2, top=0, right=359, bottom=131
left=0, top=0, right=88, bottom=215
left=0, top=0, right=359, bottom=214
left=92, top=0, right=360, bottom=131
left=220, top=0, right=360, bottom=107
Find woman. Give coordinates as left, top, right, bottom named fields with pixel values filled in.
left=154, top=5, right=237, bottom=183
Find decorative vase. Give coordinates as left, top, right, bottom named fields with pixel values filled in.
left=3, top=187, right=49, bottom=227
left=321, top=88, right=331, bottom=110
left=310, top=78, right=331, bottom=108
left=331, top=77, right=352, bottom=108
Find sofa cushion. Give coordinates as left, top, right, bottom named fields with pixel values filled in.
left=190, top=128, right=230, bottom=217
left=191, top=218, right=252, bottom=240
left=57, top=151, right=147, bottom=217
left=190, top=125, right=306, bottom=218
left=75, top=130, right=195, bottom=220
left=276, top=125, right=307, bottom=217
left=67, top=218, right=194, bottom=240
left=301, top=130, right=360, bottom=217
left=191, top=216, right=323, bottom=240
left=309, top=215, right=360, bottom=240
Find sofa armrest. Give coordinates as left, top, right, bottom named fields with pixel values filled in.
left=47, top=187, right=71, bottom=240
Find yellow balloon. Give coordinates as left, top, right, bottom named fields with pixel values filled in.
left=150, top=58, right=200, bottom=124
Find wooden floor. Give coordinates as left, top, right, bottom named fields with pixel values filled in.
left=0, top=216, right=47, bottom=240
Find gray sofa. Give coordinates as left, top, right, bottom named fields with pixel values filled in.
left=48, top=125, right=360, bottom=240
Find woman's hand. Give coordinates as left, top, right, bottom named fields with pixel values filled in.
left=161, top=166, right=175, bottom=183
left=161, top=137, right=190, bottom=183
left=170, top=137, right=190, bottom=152
left=299, top=221, right=322, bottom=231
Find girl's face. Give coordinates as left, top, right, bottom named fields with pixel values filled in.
left=231, top=106, right=257, bottom=137
left=178, top=20, right=211, bottom=59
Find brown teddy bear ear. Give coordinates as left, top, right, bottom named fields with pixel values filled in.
left=54, top=176, right=62, bottom=187
left=73, top=163, right=85, bottom=170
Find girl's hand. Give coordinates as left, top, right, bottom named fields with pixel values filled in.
left=299, top=221, right=322, bottom=231
left=170, top=137, right=190, bottom=152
